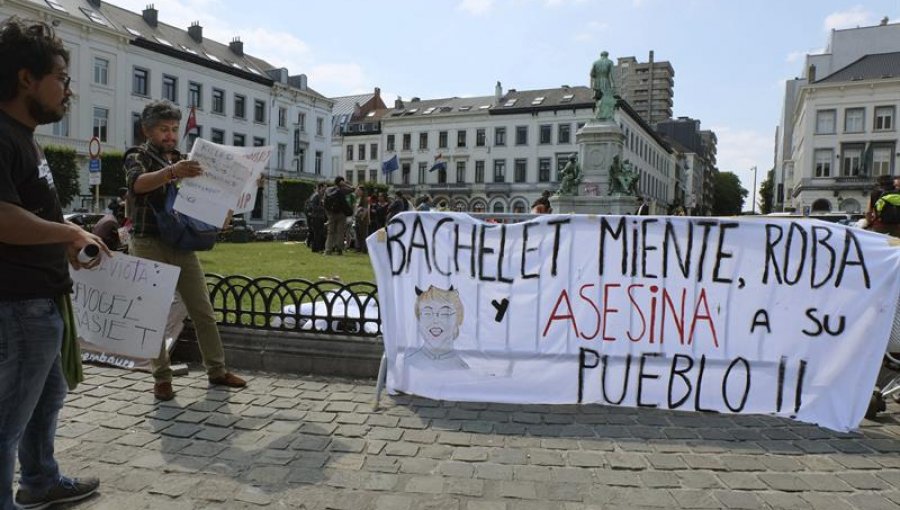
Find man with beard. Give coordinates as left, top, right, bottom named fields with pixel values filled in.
left=0, top=18, right=107, bottom=509
left=125, top=100, right=246, bottom=401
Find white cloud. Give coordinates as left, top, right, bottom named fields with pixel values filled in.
left=308, top=63, right=370, bottom=96
left=823, top=6, right=874, bottom=31
left=458, top=0, right=494, bottom=15
left=574, top=20, right=609, bottom=43
left=785, top=51, right=805, bottom=64
left=710, top=125, right=773, bottom=184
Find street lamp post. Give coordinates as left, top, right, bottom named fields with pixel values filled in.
left=751, top=166, right=758, bottom=215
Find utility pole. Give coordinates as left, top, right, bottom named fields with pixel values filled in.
left=751, top=166, right=758, bottom=214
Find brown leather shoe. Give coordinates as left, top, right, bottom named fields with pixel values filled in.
left=154, top=381, right=175, bottom=401
left=208, top=372, right=246, bottom=388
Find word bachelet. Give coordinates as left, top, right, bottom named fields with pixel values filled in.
left=369, top=212, right=900, bottom=432
left=385, top=215, right=870, bottom=290
left=69, top=253, right=180, bottom=359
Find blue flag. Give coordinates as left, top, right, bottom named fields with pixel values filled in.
left=381, top=154, right=399, bottom=174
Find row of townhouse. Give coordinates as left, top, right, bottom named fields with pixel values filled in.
left=775, top=20, right=900, bottom=214
left=333, top=83, right=714, bottom=214
left=2, top=0, right=334, bottom=226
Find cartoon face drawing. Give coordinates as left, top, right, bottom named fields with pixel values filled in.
left=411, top=285, right=466, bottom=367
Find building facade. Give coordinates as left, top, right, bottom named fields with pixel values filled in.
left=2, top=0, right=333, bottom=225
left=774, top=19, right=900, bottom=211
left=786, top=52, right=899, bottom=213
left=616, top=52, right=675, bottom=125
left=338, top=84, right=682, bottom=214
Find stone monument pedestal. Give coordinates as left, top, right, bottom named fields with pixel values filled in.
left=549, top=119, right=638, bottom=215
left=551, top=194, right=637, bottom=215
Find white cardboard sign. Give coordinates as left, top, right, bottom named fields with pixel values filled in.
left=70, top=253, right=180, bottom=359
left=174, top=138, right=272, bottom=226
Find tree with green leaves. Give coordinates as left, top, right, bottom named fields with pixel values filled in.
left=712, top=171, right=748, bottom=216
left=43, top=145, right=80, bottom=208
left=758, top=167, right=774, bottom=214
left=275, top=178, right=316, bottom=216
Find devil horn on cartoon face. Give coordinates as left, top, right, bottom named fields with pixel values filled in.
left=448, top=285, right=454, bottom=292
left=415, top=286, right=423, bottom=296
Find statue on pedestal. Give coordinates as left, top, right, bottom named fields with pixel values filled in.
left=608, top=156, right=639, bottom=196
left=590, top=50, right=617, bottom=121
left=556, top=154, right=583, bottom=196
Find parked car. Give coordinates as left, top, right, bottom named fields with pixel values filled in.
left=256, top=218, right=308, bottom=242
left=64, top=212, right=105, bottom=232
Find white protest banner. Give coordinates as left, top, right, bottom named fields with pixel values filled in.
left=70, top=253, right=180, bottom=359
left=368, top=213, right=900, bottom=431
left=174, top=138, right=272, bottom=226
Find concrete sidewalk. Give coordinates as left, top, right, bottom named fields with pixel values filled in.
left=44, top=364, right=900, bottom=509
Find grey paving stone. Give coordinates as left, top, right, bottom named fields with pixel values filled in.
left=452, top=447, right=489, bottom=462
left=605, top=452, right=647, bottom=470
left=400, top=458, right=439, bottom=475
left=837, top=471, right=892, bottom=490
left=799, top=493, right=854, bottom=510
left=718, top=472, right=767, bottom=490
left=637, top=471, right=680, bottom=489
left=713, top=490, right=767, bottom=509
left=405, top=475, right=445, bottom=494
left=759, top=491, right=814, bottom=509
left=474, top=463, right=514, bottom=481
left=567, top=451, right=605, bottom=468
left=670, top=489, right=721, bottom=509
left=513, top=465, right=553, bottom=482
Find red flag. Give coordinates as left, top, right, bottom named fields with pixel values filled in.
left=182, top=106, right=198, bottom=140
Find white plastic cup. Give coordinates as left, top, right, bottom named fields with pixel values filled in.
left=77, top=244, right=100, bottom=264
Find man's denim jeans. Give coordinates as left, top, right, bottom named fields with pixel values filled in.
left=0, top=298, right=66, bottom=510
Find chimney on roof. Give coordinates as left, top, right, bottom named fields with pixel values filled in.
left=394, top=96, right=404, bottom=109
left=188, top=21, right=202, bottom=43
left=881, top=16, right=889, bottom=25
left=808, top=64, right=816, bottom=82
left=87, top=0, right=101, bottom=8
left=229, top=37, right=243, bottom=57
left=411, top=97, right=420, bottom=103
left=374, top=87, right=381, bottom=99
left=353, top=102, right=361, bottom=117
left=495, top=81, right=503, bottom=102
left=142, top=4, right=158, bottom=27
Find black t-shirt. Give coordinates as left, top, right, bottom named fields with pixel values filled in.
left=0, top=110, right=70, bottom=299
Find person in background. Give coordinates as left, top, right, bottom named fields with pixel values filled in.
left=531, top=197, right=549, bottom=214
left=369, top=192, right=388, bottom=235
left=353, top=187, right=369, bottom=253
left=324, top=176, right=354, bottom=255
left=636, top=197, right=650, bottom=216
left=387, top=190, right=409, bottom=222
left=305, top=182, right=326, bottom=253
left=125, top=99, right=246, bottom=401
left=0, top=17, right=107, bottom=509
left=417, top=195, right=433, bottom=211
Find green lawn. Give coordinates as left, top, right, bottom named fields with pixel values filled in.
left=197, top=241, right=376, bottom=283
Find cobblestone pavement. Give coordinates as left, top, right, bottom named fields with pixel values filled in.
left=38, top=364, right=900, bottom=509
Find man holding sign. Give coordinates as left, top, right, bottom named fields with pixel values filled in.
left=0, top=18, right=107, bottom=509
left=125, top=100, right=246, bottom=401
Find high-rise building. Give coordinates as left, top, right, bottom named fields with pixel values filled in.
left=615, top=51, right=674, bottom=125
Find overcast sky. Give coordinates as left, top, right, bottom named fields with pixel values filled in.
left=111, top=0, right=900, bottom=208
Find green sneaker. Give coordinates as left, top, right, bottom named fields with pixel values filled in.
left=15, top=476, right=99, bottom=509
